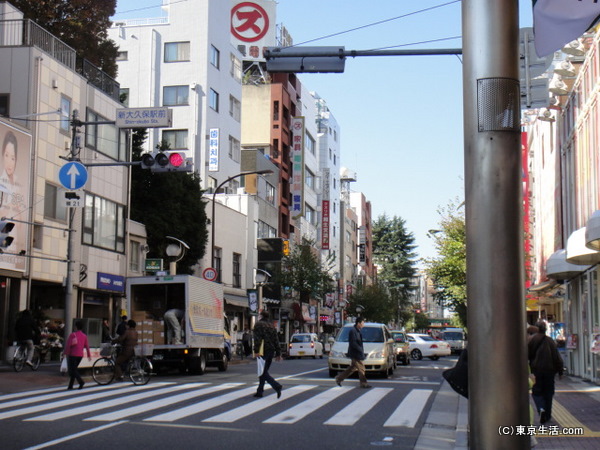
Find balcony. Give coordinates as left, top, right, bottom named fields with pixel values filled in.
left=0, top=19, right=119, bottom=101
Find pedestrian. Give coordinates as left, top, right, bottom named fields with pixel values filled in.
left=253, top=310, right=282, bottom=398
left=164, top=308, right=184, bottom=344
left=101, top=318, right=111, bottom=343
left=528, top=320, right=564, bottom=424
left=63, top=320, right=91, bottom=390
left=335, top=316, right=371, bottom=389
left=14, top=309, right=39, bottom=368
left=113, top=319, right=138, bottom=381
left=242, top=328, right=252, bottom=357
left=116, top=315, right=128, bottom=337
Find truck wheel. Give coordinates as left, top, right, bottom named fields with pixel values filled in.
left=189, top=352, right=207, bottom=375
left=218, top=352, right=228, bottom=371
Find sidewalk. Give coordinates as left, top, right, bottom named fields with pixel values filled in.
left=416, top=375, right=600, bottom=449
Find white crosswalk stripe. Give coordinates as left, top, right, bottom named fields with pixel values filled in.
left=0, top=383, right=434, bottom=428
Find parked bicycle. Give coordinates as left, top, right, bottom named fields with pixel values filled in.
left=13, top=343, right=42, bottom=372
left=92, top=344, right=153, bottom=385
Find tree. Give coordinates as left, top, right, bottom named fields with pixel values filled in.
left=277, top=239, right=335, bottom=303
left=346, top=282, right=395, bottom=324
left=11, top=0, right=119, bottom=77
left=423, top=199, right=467, bottom=327
left=130, top=131, right=208, bottom=274
left=371, top=214, right=419, bottom=327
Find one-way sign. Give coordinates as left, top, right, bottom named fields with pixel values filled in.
left=59, top=161, right=88, bottom=190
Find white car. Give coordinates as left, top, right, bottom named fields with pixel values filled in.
left=288, top=333, right=324, bottom=359
left=407, top=333, right=451, bottom=360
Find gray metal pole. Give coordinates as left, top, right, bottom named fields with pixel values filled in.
left=462, top=1, right=530, bottom=448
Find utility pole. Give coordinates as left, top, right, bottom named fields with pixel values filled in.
left=462, top=1, right=529, bottom=447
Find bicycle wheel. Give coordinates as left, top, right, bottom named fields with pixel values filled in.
left=30, top=349, right=41, bottom=371
left=129, top=357, right=152, bottom=385
left=92, top=357, right=115, bottom=385
left=13, top=346, right=26, bottom=372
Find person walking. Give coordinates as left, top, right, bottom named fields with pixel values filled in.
left=114, top=319, right=138, bottom=381
left=101, top=318, right=111, bottom=343
left=335, top=317, right=371, bottom=389
left=63, top=320, right=91, bottom=390
left=528, top=321, right=564, bottom=424
left=116, top=315, right=128, bottom=337
left=253, top=310, right=282, bottom=398
left=242, top=328, right=252, bottom=358
left=14, top=309, right=39, bottom=368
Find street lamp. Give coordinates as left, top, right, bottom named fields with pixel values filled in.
left=210, top=170, right=273, bottom=276
left=255, top=268, right=272, bottom=315
left=165, top=236, right=189, bottom=275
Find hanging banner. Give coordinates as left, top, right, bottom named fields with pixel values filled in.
left=290, top=117, right=304, bottom=218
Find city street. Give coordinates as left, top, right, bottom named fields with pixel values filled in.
left=0, top=355, right=458, bottom=449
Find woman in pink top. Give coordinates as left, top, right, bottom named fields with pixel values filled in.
left=63, top=320, right=91, bottom=390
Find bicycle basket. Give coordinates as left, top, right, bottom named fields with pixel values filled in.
left=99, top=343, right=112, bottom=357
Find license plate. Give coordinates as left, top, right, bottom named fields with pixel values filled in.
left=298, top=351, right=305, bottom=355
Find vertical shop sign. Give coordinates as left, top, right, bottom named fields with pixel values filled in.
left=208, top=128, right=219, bottom=172
left=291, top=117, right=304, bottom=218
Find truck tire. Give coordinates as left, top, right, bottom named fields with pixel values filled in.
left=189, top=351, right=206, bottom=375
left=218, top=352, right=228, bottom=372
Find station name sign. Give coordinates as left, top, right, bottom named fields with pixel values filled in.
left=116, top=107, right=172, bottom=128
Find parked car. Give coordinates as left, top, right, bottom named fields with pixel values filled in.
left=390, top=330, right=410, bottom=365
left=328, top=322, right=396, bottom=378
left=288, top=333, right=324, bottom=359
left=407, top=333, right=451, bottom=360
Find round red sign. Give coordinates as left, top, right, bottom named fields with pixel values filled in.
left=231, top=2, right=270, bottom=43
left=203, top=267, right=218, bottom=281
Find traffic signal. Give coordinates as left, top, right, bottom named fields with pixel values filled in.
left=0, top=220, right=15, bottom=248
left=140, top=151, right=193, bottom=173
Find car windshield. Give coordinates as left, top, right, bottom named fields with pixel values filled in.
left=392, top=333, right=406, bottom=343
left=291, top=335, right=310, bottom=343
left=417, top=335, right=436, bottom=342
left=335, top=326, right=384, bottom=343
left=443, top=332, right=464, bottom=340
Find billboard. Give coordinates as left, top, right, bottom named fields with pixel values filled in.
left=0, top=120, right=31, bottom=271
left=290, top=116, right=304, bottom=218
left=230, top=0, right=277, bottom=61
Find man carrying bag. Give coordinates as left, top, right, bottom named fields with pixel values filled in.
left=253, top=310, right=282, bottom=399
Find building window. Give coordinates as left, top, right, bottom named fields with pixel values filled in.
left=33, top=223, right=43, bottom=250
left=85, top=109, right=123, bottom=160
left=162, top=130, right=188, bottom=149
left=305, top=132, right=316, bottom=155
left=305, top=168, right=315, bottom=189
left=119, top=88, right=129, bottom=107
left=164, top=41, right=190, bottom=62
left=59, top=96, right=71, bottom=133
left=334, top=130, right=338, bottom=141
left=209, top=89, right=219, bottom=112
left=130, top=241, right=140, bottom=272
left=228, top=135, right=240, bottom=162
left=229, top=95, right=241, bottom=122
left=163, top=85, right=189, bottom=106
left=232, top=253, right=241, bottom=288
left=258, top=220, right=277, bottom=239
left=305, top=204, right=316, bottom=225
left=44, top=183, right=67, bottom=222
left=116, top=51, right=128, bottom=61
left=333, top=154, right=337, bottom=165
left=266, top=182, right=275, bottom=205
left=0, top=94, right=8, bottom=117
left=210, top=45, right=220, bottom=69
left=230, top=53, right=242, bottom=81
left=213, top=247, right=222, bottom=283
left=83, top=193, right=125, bottom=252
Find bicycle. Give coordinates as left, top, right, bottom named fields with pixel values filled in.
left=91, top=344, right=153, bottom=385
left=13, top=342, right=42, bottom=372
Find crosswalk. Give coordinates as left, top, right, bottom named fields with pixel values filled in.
left=0, top=382, right=434, bottom=428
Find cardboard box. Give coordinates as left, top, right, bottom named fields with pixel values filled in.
left=152, top=320, right=164, bottom=331
left=153, top=331, right=165, bottom=345
left=132, top=311, right=150, bottom=320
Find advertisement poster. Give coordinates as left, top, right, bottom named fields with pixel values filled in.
left=591, top=333, right=600, bottom=355
left=567, top=333, right=578, bottom=350
left=0, top=120, right=31, bottom=271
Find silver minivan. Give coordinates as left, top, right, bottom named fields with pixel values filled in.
left=328, top=322, right=396, bottom=378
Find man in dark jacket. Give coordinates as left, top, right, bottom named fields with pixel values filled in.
left=335, top=317, right=371, bottom=388
left=15, top=309, right=39, bottom=367
left=528, top=321, right=564, bottom=424
left=253, top=310, right=282, bottom=398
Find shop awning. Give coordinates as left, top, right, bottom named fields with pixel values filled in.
left=566, top=227, right=600, bottom=265
left=528, top=279, right=557, bottom=293
left=546, top=249, right=586, bottom=280
left=585, top=210, right=600, bottom=250
left=224, top=294, right=248, bottom=308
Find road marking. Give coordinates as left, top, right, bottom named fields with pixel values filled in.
left=384, top=389, right=432, bottom=427
left=23, top=420, right=127, bottom=450
left=203, top=385, right=316, bottom=422
left=279, top=367, right=327, bottom=379
left=0, top=383, right=171, bottom=420
left=264, top=386, right=353, bottom=424
left=284, top=377, right=438, bottom=385
left=87, top=383, right=242, bottom=421
left=27, top=383, right=208, bottom=421
left=144, top=386, right=258, bottom=422
left=0, top=386, right=66, bottom=402
left=324, top=387, right=392, bottom=426
left=551, top=400, right=600, bottom=436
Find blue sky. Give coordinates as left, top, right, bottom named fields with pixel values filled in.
left=112, top=1, right=534, bottom=264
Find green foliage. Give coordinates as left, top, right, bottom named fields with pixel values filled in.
left=12, top=0, right=119, bottom=77
left=423, top=199, right=467, bottom=327
left=277, top=239, right=335, bottom=303
left=346, top=282, right=395, bottom=324
left=130, top=131, right=208, bottom=274
left=412, top=311, right=431, bottom=332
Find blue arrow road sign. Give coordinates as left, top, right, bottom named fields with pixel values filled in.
left=59, top=161, right=88, bottom=190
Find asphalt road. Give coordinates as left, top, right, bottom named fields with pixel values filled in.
left=0, top=355, right=458, bottom=449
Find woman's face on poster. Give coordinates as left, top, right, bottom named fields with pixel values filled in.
left=3, top=142, right=16, bottom=177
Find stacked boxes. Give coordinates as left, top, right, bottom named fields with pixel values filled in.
left=131, top=311, right=165, bottom=345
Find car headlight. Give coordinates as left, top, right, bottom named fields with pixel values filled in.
left=330, top=350, right=346, bottom=358
left=368, top=351, right=385, bottom=359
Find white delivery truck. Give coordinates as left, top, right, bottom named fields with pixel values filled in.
left=126, top=274, right=231, bottom=374
left=440, top=327, right=467, bottom=354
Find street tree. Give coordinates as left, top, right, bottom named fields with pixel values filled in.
left=346, top=282, right=395, bottom=324
left=130, top=131, right=208, bottom=274
left=11, top=0, right=119, bottom=77
left=423, top=199, right=467, bottom=327
left=372, top=214, right=419, bottom=327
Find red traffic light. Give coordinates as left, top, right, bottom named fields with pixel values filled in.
left=169, top=152, right=184, bottom=167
